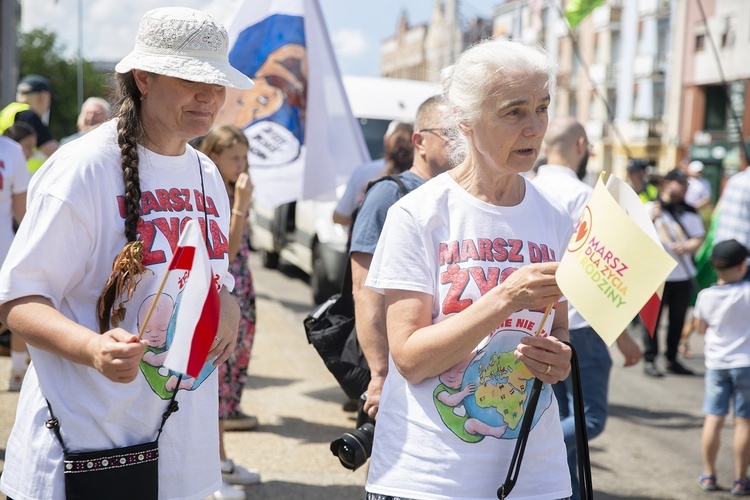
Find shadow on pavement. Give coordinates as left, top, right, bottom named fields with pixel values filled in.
left=594, top=493, right=673, bottom=500
left=305, top=385, right=354, bottom=406
left=255, top=290, right=315, bottom=315
left=608, top=403, right=703, bottom=429
left=245, top=373, right=297, bottom=391
left=240, top=482, right=366, bottom=500
left=256, top=416, right=355, bottom=445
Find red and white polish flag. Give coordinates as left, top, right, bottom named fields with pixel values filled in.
left=639, top=285, right=664, bottom=338
left=163, top=219, right=220, bottom=378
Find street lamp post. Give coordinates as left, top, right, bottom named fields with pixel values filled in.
left=77, top=0, right=83, bottom=111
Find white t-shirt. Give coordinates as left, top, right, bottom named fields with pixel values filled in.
left=0, top=121, right=233, bottom=500
left=334, top=158, right=385, bottom=220
left=532, top=164, right=592, bottom=330
left=0, top=136, right=30, bottom=266
left=685, top=176, right=711, bottom=208
left=693, top=281, right=750, bottom=370
left=647, top=202, right=706, bottom=281
left=365, top=173, right=572, bottom=500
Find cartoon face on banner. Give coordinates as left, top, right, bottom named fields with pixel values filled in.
left=227, top=14, right=308, bottom=167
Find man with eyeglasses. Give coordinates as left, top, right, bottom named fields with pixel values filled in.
left=350, top=95, right=456, bottom=421
left=532, top=116, right=642, bottom=500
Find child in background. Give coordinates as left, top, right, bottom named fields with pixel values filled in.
left=693, top=239, right=750, bottom=495
left=3, top=123, right=37, bottom=162
left=198, top=125, right=259, bottom=500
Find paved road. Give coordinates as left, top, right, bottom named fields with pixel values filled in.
left=0, top=251, right=742, bottom=499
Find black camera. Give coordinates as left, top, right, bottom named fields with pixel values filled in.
left=330, top=392, right=375, bottom=471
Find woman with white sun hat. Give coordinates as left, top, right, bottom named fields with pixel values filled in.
left=0, top=7, right=254, bottom=499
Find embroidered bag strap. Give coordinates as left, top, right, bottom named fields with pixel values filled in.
left=45, top=379, right=182, bottom=452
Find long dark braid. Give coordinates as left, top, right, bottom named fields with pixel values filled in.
left=96, top=72, right=149, bottom=333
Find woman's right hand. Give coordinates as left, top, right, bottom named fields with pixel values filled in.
left=88, top=329, right=148, bottom=383
left=233, top=172, right=253, bottom=214
left=496, top=261, right=562, bottom=312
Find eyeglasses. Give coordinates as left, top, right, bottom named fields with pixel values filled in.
left=419, top=128, right=456, bottom=142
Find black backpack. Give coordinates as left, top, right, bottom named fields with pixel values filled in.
left=303, top=174, right=410, bottom=399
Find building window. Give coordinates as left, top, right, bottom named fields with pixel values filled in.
left=695, top=33, right=705, bottom=51
left=570, top=94, right=578, bottom=118
left=704, top=86, right=727, bottom=132
left=721, top=29, right=735, bottom=48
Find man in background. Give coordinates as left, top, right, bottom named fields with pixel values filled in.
left=0, top=75, right=59, bottom=173
left=0, top=132, right=30, bottom=390
left=533, top=116, right=642, bottom=500
left=684, top=160, right=712, bottom=211
left=714, top=166, right=750, bottom=280
left=627, top=158, right=659, bottom=203
left=351, top=96, right=455, bottom=420
left=61, top=97, right=113, bottom=145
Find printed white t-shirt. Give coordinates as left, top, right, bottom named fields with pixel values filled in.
left=365, top=172, right=573, bottom=500
left=0, top=136, right=30, bottom=266
left=694, top=281, right=750, bottom=370
left=0, top=120, right=232, bottom=500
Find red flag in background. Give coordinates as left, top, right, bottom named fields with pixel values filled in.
left=639, top=286, right=664, bottom=338
left=163, top=219, right=220, bottom=378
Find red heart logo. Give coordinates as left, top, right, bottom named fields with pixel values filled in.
left=576, top=220, right=588, bottom=242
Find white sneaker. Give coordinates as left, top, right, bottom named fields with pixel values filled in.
left=213, top=481, right=246, bottom=500
left=221, top=459, right=261, bottom=486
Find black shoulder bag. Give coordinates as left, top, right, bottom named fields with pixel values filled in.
left=303, top=174, right=409, bottom=399
left=497, top=341, right=592, bottom=500
left=46, top=383, right=180, bottom=500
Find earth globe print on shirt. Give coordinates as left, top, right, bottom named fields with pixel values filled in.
left=465, top=330, right=551, bottom=438
left=433, top=328, right=552, bottom=442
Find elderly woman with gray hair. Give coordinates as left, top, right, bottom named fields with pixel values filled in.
left=0, top=7, right=252, bottom=500
left=364, top=39, right=574, bottom=499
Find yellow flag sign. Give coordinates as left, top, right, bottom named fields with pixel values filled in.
left=556, top=174, right=676, bottom=345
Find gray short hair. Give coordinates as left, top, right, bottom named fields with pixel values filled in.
left=441, top=39, right=556, bottom=164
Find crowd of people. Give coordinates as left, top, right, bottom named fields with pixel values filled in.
left=1, top=5, right=750, bottom=500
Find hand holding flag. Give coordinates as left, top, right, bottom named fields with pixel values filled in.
left=138, top=219, right=220, bottom=378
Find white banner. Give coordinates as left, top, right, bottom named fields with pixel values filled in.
left=217, top=0, right=369, bottom=207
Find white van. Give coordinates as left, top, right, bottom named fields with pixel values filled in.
left=250, top=75, right=440, bottom=303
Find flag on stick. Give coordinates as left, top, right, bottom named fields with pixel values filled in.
left=157, top=219, right=220, bottom=378
left=564, top=0, right=606, bottom=29
left=216, top=0, right=369, bottom=208
left=556, top=174, right=676, bottom=344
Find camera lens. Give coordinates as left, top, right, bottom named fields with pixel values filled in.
left=330, top=423, right=375, bottom=471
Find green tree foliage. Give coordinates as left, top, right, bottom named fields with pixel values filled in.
left=18, top=28, right=110, bottom=140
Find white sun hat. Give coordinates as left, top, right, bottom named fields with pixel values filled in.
left=115, top=7, right=254, bottom=90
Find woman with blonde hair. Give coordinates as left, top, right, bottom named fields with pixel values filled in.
left=198, top=124, right=260, bottom=499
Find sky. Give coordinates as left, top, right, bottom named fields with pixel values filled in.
left=20, top=0, right=498, bottom=77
